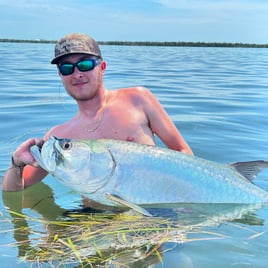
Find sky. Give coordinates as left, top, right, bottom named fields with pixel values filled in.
left=0, top=0, right=268, bottom=44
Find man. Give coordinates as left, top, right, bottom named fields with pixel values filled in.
left=2, top=33, right=193, bottom=192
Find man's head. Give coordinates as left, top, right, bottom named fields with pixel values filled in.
left=51, top=33, right=102, bottom=65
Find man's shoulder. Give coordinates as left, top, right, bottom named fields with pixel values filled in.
left=114, top=86, right=151, bottom=99
left=116, top=86, right=148, bottom=93
left=109, top=86, right=156, bottom=108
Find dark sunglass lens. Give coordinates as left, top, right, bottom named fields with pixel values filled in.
left=59, top=64, right=74, bottom=75
left=77, top=60, right=94, bottom=72
left=58, top=59, right=100, bottom=75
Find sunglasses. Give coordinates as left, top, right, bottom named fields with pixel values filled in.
left=58, top=58, right=102, bottom=76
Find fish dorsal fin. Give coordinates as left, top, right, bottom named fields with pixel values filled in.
left=230, top=160, right=268, bottom=182
left=105, top=193, right=152, bottom=217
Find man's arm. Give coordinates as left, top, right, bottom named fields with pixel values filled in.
left=139, top=87, right=193, bottom=155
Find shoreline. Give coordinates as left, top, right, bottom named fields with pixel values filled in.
left=0, top=38, right=267, bottom=48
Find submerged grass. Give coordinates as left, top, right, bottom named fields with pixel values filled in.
left=1, top=209, right=226, bottom=267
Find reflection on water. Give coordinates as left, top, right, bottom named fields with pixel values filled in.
left=1, top=182, right=183, bottom=267
left=2, top=183, right=65, bottom=258
left=1, top=181, right=266, bottom=267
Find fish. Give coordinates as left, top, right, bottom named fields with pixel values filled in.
left=31, top=136, right=268, bottom=214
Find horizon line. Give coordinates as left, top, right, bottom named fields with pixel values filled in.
left=0, top=38, right=268, bottom=48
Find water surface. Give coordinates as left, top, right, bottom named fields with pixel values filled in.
left=1, top=43, right=268, bottom=267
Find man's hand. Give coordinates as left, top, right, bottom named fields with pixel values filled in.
left=12, top=138, right=44, bottom=168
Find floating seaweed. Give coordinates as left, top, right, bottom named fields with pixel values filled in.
left=2, top=207, right=227, bottom=267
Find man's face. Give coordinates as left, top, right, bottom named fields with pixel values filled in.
left=58, top=54, right=106, bottom=101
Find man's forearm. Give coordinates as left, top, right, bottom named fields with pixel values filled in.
left=2, top=157, right=25, bottom=191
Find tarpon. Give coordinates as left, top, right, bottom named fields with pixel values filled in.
left=31, top=136, right=268, bottom=214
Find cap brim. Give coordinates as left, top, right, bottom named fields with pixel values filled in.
left=51, top=51, right=101, bottom=64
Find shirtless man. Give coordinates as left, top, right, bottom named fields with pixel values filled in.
left=2, top=33, right=193, bottom=192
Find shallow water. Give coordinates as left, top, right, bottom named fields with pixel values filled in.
left=1, top=43, right=268, bottom=267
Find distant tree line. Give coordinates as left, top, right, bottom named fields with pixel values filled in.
left=1, top=38, right=267, bottom=48
left=0, top=38, right=55, bottom=44
left=98, top=41, right=268, bottom=48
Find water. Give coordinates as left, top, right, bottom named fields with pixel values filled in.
left=1, top=42, right=268, bottom=267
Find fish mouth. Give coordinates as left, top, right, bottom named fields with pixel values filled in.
left=31, top=136, right=64, bottom=171
left=31, top=142, right=46, bottom=169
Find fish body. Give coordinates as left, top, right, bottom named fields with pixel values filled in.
left=31, top=137, right=268, bottom=207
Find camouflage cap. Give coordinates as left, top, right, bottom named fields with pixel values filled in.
left=51, top=33, right=102, bottom=64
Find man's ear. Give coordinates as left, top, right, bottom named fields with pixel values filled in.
left=100, top=61, right=106, bottom=74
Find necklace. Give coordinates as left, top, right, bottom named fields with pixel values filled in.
left=77, top=92, right=107, bottom=132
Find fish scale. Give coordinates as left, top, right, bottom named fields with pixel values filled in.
left=31, top=136, right=268, bottom=208
left=99, top=142, right=266, bottom=204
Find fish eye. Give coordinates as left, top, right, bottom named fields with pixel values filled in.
left=61, top=142, right=72, bottom=150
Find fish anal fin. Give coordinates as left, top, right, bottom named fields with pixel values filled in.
left=105, top=192, right=152, bottom=217
left=230, top=160, right=268, bottom=182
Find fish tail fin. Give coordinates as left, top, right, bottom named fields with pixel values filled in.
left=230, top=160, right=268, bottom=182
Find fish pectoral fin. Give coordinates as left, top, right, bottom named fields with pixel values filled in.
left=230, top=160, right=268, bottom=182
left=105, top=193, right=152, bottom=217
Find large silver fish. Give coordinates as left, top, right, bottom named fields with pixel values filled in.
left=31, top=136, right=268, bottom=213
